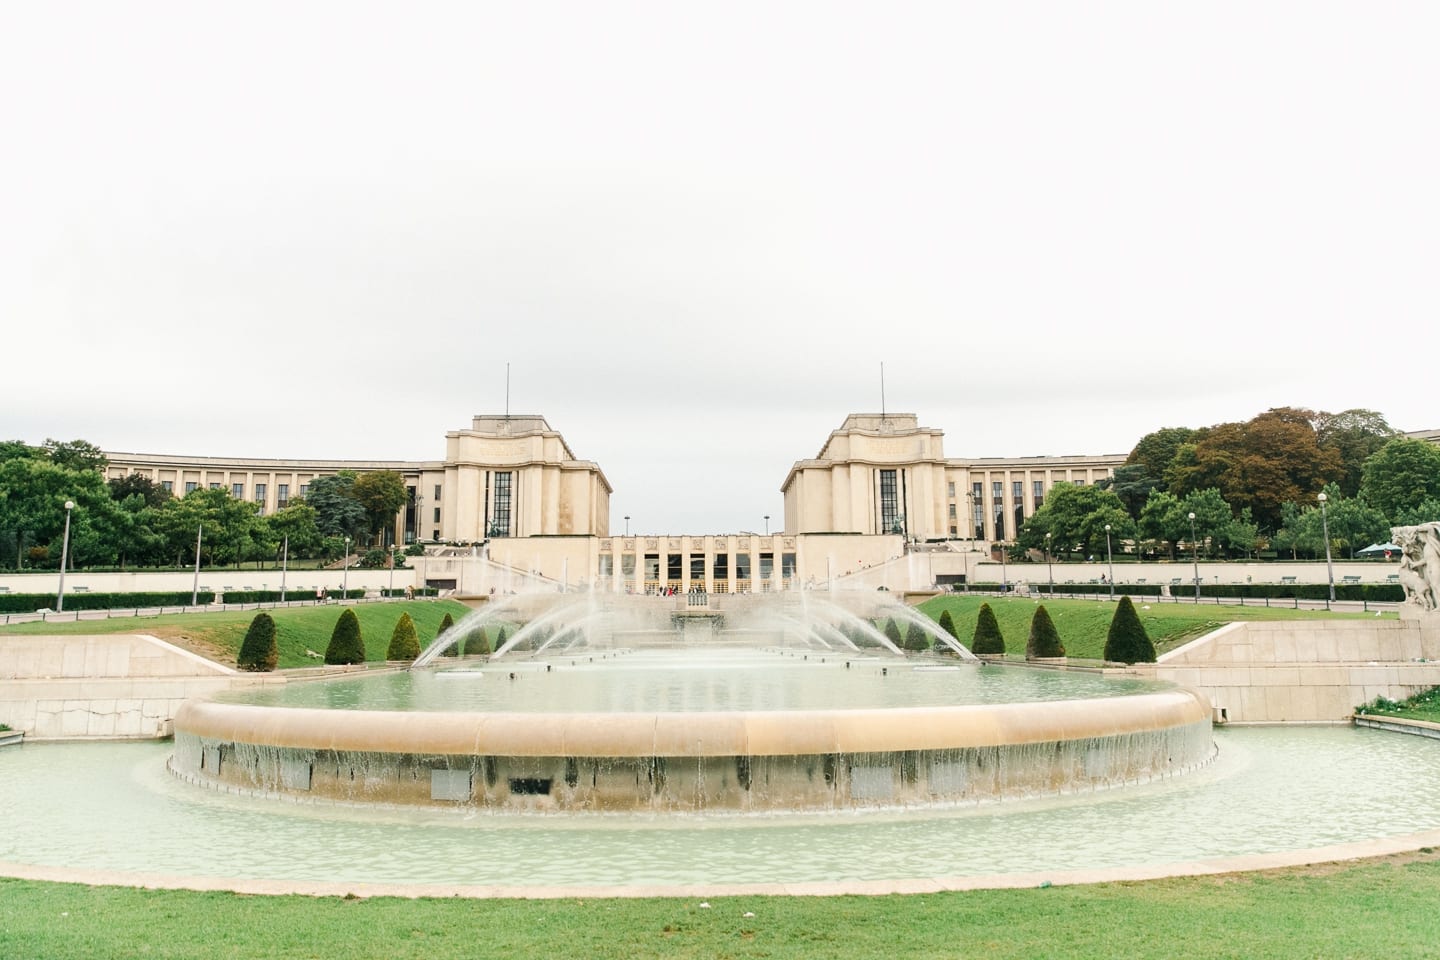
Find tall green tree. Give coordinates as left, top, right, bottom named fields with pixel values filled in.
left=41, top=438, right=107, bottom=472
left=302, top=473, right=369, bottom=541
left=1166, top=408, right=1342, bottom=531
left=1016, top=483, right=1132, bottom=559
left=351, top=471, right=408, bottom=544
left=1315, top=409, right=1397, bottom=498
left=1359, top=438, right=1440, bottom=520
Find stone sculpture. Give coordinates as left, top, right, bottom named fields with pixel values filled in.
left=1393, top=522, right=1440, bottom=613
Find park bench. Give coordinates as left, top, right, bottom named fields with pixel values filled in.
left=1386, top=574, right=1400, bottom=583
left=1341, top=575, right=1362, bottom=584
left=1280, top=576, right=1297, bottom=585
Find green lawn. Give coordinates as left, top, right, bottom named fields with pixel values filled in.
left=918, top=594, right=1393, bottom=661
left=4, top=854, right=1440, bottom=959
left=0, top=600, right=474, bottom=669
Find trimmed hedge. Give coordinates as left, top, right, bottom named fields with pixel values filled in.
left=1192, top=583, right=1403, bottom=603
left=380, top=587, right=440, bottom=598
left=0, top=591, right=216, bottom=613
left=1030, top=583, right=1164, bottom=597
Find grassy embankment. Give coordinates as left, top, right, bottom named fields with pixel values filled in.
left=4, top=853, right=1440, bottom=960
left=0, top=600, right=475, bottom=669
left=918, top=594, right=1394, bottom=660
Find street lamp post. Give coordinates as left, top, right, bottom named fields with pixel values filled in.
left=191, top=523, right=203, bottom=606
left=764, top=515, right=770, bottom=536
left=1188, top=512, right=1199, bottom=604
left=343, top=536, right=351, bottom=599
left=624, top=515, right=630, bottom=537
left=1318, top=492, right=1335, bottom=607
left=56, top=500, right=75, bottom=613
left=1045, top=532, right=1053, bottom=595
left=280, top=534, right=288, bottom=603
left=1105, top=523, right=1114, bottom=598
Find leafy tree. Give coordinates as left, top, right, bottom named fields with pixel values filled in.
left=41, top=438, right=107, bottom=472
left=1016, top=483, right=1132, bottom=559
left=264, top=502, right=326, bottom=560
left=1026, top=605, right=1064, bottom=659
left=1138, top=490, right=1187, bottom=560
left=302, top=473, right=369, bottom=541
left=360, top=547, right=390, bottom=569
left=324, top=608, right=366, bottom=665
left=1165, top=408, right=1341, bottom=531
left=1360, top=438, right=1440, bottom=520
left=0, top=440, right=38, bottom=462
left=154, top=487, right=268, bottom=568
left=1315, top=409, right=1397, bottom=498
left=107, top=474, right=171, bottom=509
left=1097, top=463, right=1156, bottom=519
left=386, top=613, right=421, bottom=661
left=971, top=603, right=1005, bottom=656
left=1178, top=488, right=1234, bottom=559
left=237, top=612, right=279, bottom=671
left=0, top=455, right=123, bottom=569
left=1395, top=497, right=1440, bottom=526
left=437, top=612, right=458, bottom=656
left=1103, top=596, right=1155, bottom=664
left=351, top=471, right=408, bottom=543
left=1275, top=485, right=1391, bottom=559
left=1127, top=426, right=1198, bottom=482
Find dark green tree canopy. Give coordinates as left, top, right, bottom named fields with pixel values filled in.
left=302, top=473, right=369, bottom=541
left=352, top=471, right=408, bottom=541
left=1360, top=438, right=1440, bottom=520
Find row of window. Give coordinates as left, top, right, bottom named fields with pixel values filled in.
left=597, top=552, right=797, bottom=581
left=161, top=480, right=302, bottom=514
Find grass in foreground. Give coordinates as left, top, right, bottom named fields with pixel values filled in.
left=918, top=594, right=1392, bottom=660
left=0, top=600, right=473, bottom=669
left=3, top=854, right=1440, bottom=960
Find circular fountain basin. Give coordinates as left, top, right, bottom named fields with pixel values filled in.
left=172, top=651, right=1214, bottom=811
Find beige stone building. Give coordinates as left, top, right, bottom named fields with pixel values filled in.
left=114, top=411, right=1440, bottom=592
left=782, top=414, right=1125, bottom=543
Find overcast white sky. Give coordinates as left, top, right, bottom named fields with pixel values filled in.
left=2, top=2, right=1435, bottom=533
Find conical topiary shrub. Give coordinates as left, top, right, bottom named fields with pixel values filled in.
left=1104, top=595, right=1156, bottom=664
left=883, top=619, right=903, bottom=649
left=437, top=612, right=458, bottom=656
left=386, top=612, right=420, bottom=661
left=1025, top=604, right=1065, bottom=660
left=237, top=612, right=278, bottom=672
left=971, top=602, right=1005, bottom=656
left=938, top=609, right=958, bottom=639
left=324, top=608, right=366, bottom=665
left=904, top=620, right=928, bottom=652
left=466, top=626, right=496, bottom=657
